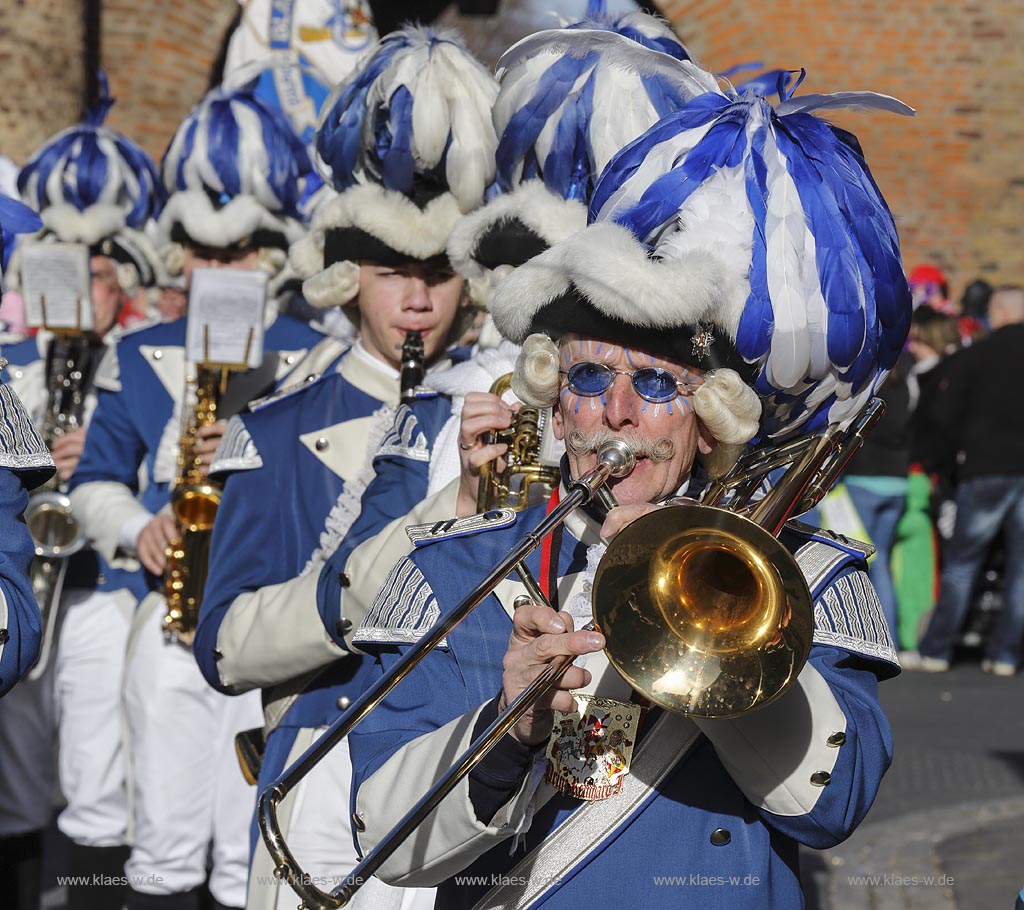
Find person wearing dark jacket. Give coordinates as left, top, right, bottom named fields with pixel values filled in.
left=910, top=286, right=1024, bottom=675
left=842, top=361, right=912, bottom=646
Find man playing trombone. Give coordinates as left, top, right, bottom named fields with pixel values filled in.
left=342, top=68, right=912, bottom=909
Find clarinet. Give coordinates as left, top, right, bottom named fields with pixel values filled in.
left=399, top=330, right=425, bottom=404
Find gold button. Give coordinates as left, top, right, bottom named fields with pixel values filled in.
left=153, top=350, right=163, bottom=360
left=827, top=732, right=846, bottom=747
left=810, top=771, right=831, bottom=787
left=315, top=437, right=329, bottom=451
left=352, top=812, right=366, bottom=832
left=337, top=696, right=351, bottom=710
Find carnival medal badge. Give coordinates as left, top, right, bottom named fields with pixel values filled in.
left=545, top=695, right=643, bottom=800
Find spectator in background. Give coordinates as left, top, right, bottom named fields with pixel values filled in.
left=908, top=286, right=1024, bottom=675
left=838, top=360, right=912, bottom=648
left=909, top=263, right=953, bottom=314
left=892, top=307, right=962, bottom=651
left=959, top=278, right=993, bottom=342
left=907, top=306, right=963, bottom=517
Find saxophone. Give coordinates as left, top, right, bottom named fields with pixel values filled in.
left=163, top=365, right=223, bottom=643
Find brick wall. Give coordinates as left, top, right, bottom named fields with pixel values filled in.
left=657, top=0, right=1024, bottom=297
left=3, top=0, right=1020, bottom=295
left=0, top=0, right=85, bottom=164
left=101, top=0, right=238, bottom=163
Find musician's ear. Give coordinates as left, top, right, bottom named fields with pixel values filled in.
left=551, top=404, right=565, bottom=441
left=697, top=419, right=715, bottom=456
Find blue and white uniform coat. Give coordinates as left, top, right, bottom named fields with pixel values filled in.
left=349, top=497, right=899, bottom=910
left=194, top=344, right=409, bottom=759
left=68, top=312, right=326, bottom=592
left=2, top=329, right=145, bottom=595
left=316, top=342, right=523, bottom=660
left=0, top=381, right=54, bottom=696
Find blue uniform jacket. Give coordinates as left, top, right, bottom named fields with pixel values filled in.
left=69, top=314, right=325, bottom=595
left=316, top=393, right=453, bottom=646
left=2, top=332, right=141, bottom=595
left=349, top=505, right=899, bottom=909
left=0, top=381, right=55, bottom=696
left=195, top=351, right=407, bottom=816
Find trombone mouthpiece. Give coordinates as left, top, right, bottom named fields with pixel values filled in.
left=596, top=439, right=636, bottom=478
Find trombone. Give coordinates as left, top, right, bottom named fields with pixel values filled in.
left=259, top=399, right=883, bottom=910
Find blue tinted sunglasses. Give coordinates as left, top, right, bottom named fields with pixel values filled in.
left=560, top=362, right=698, bottom=403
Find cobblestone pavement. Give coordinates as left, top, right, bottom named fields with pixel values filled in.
left=803, top=659, right=1024, bottom=909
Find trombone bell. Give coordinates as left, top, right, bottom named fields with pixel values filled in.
left=593, top=505, right=813, bottom=718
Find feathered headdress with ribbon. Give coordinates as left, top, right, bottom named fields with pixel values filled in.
left=159, top=65, right=313, bottom=258
left=492, top=69, right=914, bottom=446
left=291, top=26, right=499, bottom=310
left=15, top=73, right=166, bottom=291
left=449, top=13, right=712, bottom=309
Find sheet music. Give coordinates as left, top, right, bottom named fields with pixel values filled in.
left=20, top=243, right=93, bottom=331
left=185, top=268, right=267, bottom=368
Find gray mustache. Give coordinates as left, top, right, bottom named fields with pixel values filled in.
left=567, top=428, right=676, bottom=463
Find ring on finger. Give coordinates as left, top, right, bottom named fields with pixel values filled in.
left=458, top=439, right=476, bottom=451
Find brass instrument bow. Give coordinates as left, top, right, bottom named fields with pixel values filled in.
left=259, top=400, right=883, bottom=909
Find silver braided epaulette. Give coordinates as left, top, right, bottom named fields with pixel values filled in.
left=406, top=508, right=517, bottom=546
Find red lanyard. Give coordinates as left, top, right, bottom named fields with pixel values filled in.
left=539, top=486, right=561, bottom=604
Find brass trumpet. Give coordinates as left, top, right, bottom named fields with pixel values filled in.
left=476, top=373, right=560, bottom=512
left=259, top=400, right=883, bottom=909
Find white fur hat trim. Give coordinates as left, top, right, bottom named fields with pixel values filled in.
left=446, top=181, right=587, bottom=282
left=490, top=221, right=748, bottom=345
left=157, top=190, right=305, bottom=249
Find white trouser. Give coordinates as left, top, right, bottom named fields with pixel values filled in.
left=0, top=658, right=55, bottom=836
left=54, top=586, right=135, bottom=846
left=123, top=594, right=263, bottom=905
left=248, top=726, right=436, bottom=910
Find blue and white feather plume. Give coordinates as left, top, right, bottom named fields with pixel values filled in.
left=0, top=194, right=42, bottom=281
left=449, top=14, right=712, bottom=310
left=159, top=67, right=313, bottom=254
left=15, top=74, right=166, bottom=289
left=293, top=26, right=499, bottom=310
left=491, top=71, right=915, bottom=443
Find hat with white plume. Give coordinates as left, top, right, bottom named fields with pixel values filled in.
left=15, top=73, right=166, bottom=292
left=291, top=26, right=498, bottom=311
left=448, top=14, right=711, bottom=310
left=494, top=68, right=915, bottom=446
left=159, top=65, right=313, bottom=257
